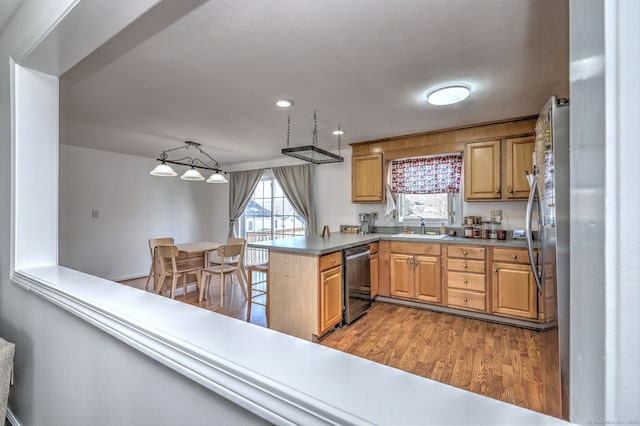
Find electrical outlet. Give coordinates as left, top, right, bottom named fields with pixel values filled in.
left=92, top=209, right=99, bottom=219
left=491, top=210, right=502, bottom=224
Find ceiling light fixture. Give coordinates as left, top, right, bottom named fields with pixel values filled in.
left=275, top=99, right=294, bottom=108
left=150, top=141, right=228, bottom=183
left=281, top=110, right=344, bottom=164
left=332, top=128, right=345, bottom=136
left=426, top=84, right=471, bottom=105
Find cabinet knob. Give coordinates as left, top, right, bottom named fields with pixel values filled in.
left=463, top=264, right=468, bottom=269
left=512, top=255, right=517, bottom=259
left=324, top=279, right=328, bottom=284
left=494, top=268, right=498, bottom=272
left=496, top=188, right=501, bottom=194
left=463, top=279, right=468, bottom=284
left=463, top=251, right=468, bottom=255
left=463, top=297, right=468, bottom=303
left=508, top=188, right=514, bottom=194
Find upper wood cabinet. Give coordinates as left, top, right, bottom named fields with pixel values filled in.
left=352, top=153, right=385, bottom=203
left=464, top=136, right=535, bottom=201
left=464, top=140, right=501, bottom=200
left=505, top=136, right=535, bottom=199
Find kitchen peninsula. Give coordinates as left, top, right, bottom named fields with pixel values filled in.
left=250, top=233, right=556, bottom=342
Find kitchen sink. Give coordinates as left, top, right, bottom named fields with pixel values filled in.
left=391, top=233, right=448, bottom=240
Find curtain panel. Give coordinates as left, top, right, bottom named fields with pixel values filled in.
left=391, top=154, right=462, bottom=194
left=272, top=164, right=317, bottom=236
left=228, top=169, right=265, bottom=237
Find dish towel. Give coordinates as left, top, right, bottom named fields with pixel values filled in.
left=384, top=184, right=397, bottom=217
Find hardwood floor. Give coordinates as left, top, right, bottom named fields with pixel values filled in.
left=319, top=302, right=561, bottom=418
left=120, top=276, right=560, bottom=418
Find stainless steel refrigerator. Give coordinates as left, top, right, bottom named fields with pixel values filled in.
left=526, top=95, right=570, bottom=419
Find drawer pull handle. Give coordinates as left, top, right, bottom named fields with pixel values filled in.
left=463, top=251, right=468, bottom=255
left=512, top=255, right=517, bottom=259
left=463, top=264, right=468, bottom=269
left=463, top=279, right=468, bottom=284
left=464, top=297, right=468, bottom=303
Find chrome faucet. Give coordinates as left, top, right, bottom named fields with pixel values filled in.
left=419, top=217, right=426, bottom=234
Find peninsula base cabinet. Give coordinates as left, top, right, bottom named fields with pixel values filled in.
left=268, top=250, right=342, bottom=341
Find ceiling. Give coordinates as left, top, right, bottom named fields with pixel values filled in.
left=60, top=0, right=569, bottom=168
left=0, top=0, right=23, bottom=38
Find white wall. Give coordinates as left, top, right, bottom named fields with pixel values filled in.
left=59, top=144, right=222, bottom=281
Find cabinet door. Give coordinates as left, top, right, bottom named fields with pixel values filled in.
left=389, top=254, right=414, bottom=298
left=491, top=262, right=537, bottom=319
left=352, top=153, right=385, bottom=203
left=370, top=253, right=379, bottom=299
left=464, top=140, right=501, bottom=200
left=319, top=266, right=343, bottom=335
left=414, top=255, right=442, bottom=303
left=506, top=136, right=535, bottom=199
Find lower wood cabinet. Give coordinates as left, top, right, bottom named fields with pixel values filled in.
left=370, top=243, right=379, bottom=299
left=491, top=248, right=537, bottom=319
left=319, top=264, right=343, bottom=335
left=445, top=245, right=487, bottom=312
left=390, top=253, right=441, bottom=303
left=318, top=251, right=343, bottom=336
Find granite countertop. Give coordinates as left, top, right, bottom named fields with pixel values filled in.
left=248, top=232, right=532, bottom=255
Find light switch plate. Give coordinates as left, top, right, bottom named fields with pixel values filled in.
left=491, top=210, right=502, bottom=224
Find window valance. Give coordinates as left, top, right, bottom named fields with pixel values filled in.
left=391, top=154, right=462, bottom=194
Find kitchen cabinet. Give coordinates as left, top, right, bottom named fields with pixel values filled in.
left=352, top=153, right=385, bottom=203
left=445, top=245, right=487, bottom=312
left=318, top=251, right=343, bottom=335
left=464, top=135, right=535, bottom=201
left=464, top=140, right=501, bottom=200
left=491, top=248, right=537, bottom=319
left=369, top=242, right=379, bottom=299
left=505, top=136, right=535, bottom=199
left=389, top=242, right=441, bottom=303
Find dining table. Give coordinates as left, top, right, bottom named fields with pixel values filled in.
left=152, top=241, right=223, bottom=294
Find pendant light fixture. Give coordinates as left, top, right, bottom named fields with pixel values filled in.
left=281, top=110, right=344, bottom=164
left=150, top=141, right=228, bottom=183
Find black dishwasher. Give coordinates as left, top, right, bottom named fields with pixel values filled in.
left=343, top=245, right=371, bottom=324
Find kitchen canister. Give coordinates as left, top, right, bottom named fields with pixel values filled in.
left=463, top=225, right=474, bottom=238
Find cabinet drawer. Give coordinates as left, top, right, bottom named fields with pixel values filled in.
left=492, top=248, right=530, bottom=264
left=369, top=242, right=379, bottom=255
left=319, top=251, right=342, bottom=271
left=447, top=245, right=485, bottom=260
left=447, top=271, right=486, bottom=292
left=448, top=289, right=486, bottom=312
left=390, top=241, right=441, bottom=256
left=447, top=258, right=485, bottom=273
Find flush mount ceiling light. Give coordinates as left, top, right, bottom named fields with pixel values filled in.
left=275, top=99, right=294, bottom=108
left=426, top=84, right=471, bottom=105
left=281, top=110, right=344, bottom=164
left=150, top=141, right=228, bottom=183
left=332, top=128, right=345, bottom=136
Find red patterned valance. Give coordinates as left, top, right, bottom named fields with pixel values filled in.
left=391, top=154, right=462, bottom=194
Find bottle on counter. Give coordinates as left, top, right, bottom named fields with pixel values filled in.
left=439, top=222, right=447, bottom=235
left=489, top=221, right=499, bottom=239
left=481, top=221, right=490, bottom=239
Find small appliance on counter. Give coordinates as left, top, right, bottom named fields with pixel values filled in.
left=359, top=212, right=377, bottom=234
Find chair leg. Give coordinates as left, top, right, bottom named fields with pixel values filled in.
left=220, top=272, right=225, bottom=308
left=199, top=272, right=209, bottom=303
left=144, top=262, right=154, bottom=291
left=171, top=274, right=179, bottom=299
left=246, top=270, right=252, bottom=321
left=155, top=273, right=167, bottom=295
left=236, top=269, right=248, bottom=299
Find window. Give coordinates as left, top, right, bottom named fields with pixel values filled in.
left=239, top=172, right=306, bottom=264
left=391, top=154, right=462, bottom=225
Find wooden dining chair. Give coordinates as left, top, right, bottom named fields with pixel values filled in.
left=207, top=237, right=248, bottom=292
left=247, top=262, right=269, bottom=327
left=144, top=237, right=174, bottom=291
left=155, top=245, right=202, bottom=299
left=199, top=243, right=246, bottom=306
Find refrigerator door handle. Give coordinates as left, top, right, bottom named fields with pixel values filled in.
left=526, top=178, right=543, bottom=293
